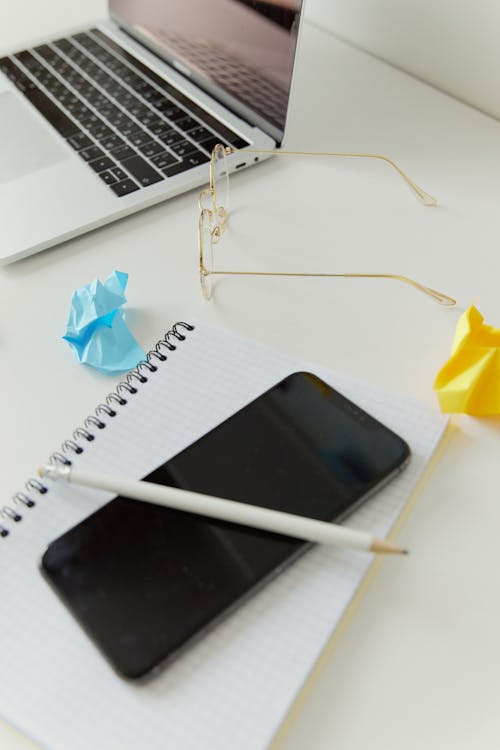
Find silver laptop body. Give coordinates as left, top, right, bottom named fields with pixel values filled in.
left=0, top=0, right=304, bottom=264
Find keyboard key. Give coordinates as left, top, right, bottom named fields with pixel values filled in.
left=71, top=32, right=93, bottom=47
left=79, top=113, right=101, bottom=129
left=116, top=93, right=137, bottom=108
left=169, top=139, right=197, bottom=158
left=111, top=85, right=132, bottom=103
left=85, top=88, right=108, bottom=106
left=150, top=151, right=178, bottom=170
left=106, top=110, right=129, bottom=127
left=183, top=150, right=210, bottom=167
left=232, top=137, right=252, bottom=149
left=154, top=101, right=184, bottom=120
left=72, top=106, right=93, bottom=123
left=67, top=132, right=93, bottom=150
left=53, top=38, right=73, bottom=54
left=110, top=166, right=128, bottom=181
left=0, top=57, right=35, bottom=91
left=56, top=88, right=76, bottom=100
left=140, top=85, right=162, bottom=102
left=164, top=106, right=187, bottom=123
left=110, top=178, right=140, bottom=197
left=162, top=159, right=194, bottom=177
left=127, top=102, right=150, bottom=118
left=176, top=115, right=199, bottom=132
left=52, top=61, right=72, bottom=77
left=129, top=130, right=153, bottom=148
left=146, top=118, right=169, bottom=135
left=79, top=145, right=105, bottom=161
left=137, top=140, right=164, bottom=158
left=99, top=170, right=118, bottom=185
left=136, top=110, right=160, bottom=127
left=112, top=145, right=137, bottom=162
left=158, top=129, right=184, bottom=146
left=88, top=123, right=115, bottom=141
left=188, top=125, right=212, bottom=143
left=121, top=71, right=143, bottom=88
left=88, top=156, right=116, bottom=172
left=100, top=134, right=126, bottom=152
left=199, top=136, right=224, bottom=154
left=116, top=120, right=141, bottom=138
left=98, top=103, right=119, bottom=119
left=162, top=151, right=209, bottom=175
left=53, top=89, right=76, bottom=105
left=162, top=151, right=209, bottom=177
left=33, top=44, right=56, bottom=61
left=64, top=44, right=86, bottom=60
left=119, top=155, right=163, bottom=187
left=14, top=50, right=40, bottom=70
left=66, top=101, right=90, bottom=118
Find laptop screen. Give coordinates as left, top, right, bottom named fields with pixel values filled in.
left=109, top=0, right=303, bottom=141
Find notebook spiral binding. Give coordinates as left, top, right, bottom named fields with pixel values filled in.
left=1, top=322, right=195, bottom=539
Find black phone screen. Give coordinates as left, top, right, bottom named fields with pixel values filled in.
left=41, top=372, right=409, bottom=679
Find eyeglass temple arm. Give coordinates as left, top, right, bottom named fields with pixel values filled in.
left=226, top=148, right=437, bottom=207
left=205, top=268, right=455, bottom=306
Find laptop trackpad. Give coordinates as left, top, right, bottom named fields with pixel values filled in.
left=0, top=92, right=69, bottom=183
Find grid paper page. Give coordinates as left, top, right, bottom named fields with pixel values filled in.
left=0, top=321, right=448, bottom=750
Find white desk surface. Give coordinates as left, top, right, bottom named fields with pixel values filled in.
left=1, top=2, right=500, bottom=749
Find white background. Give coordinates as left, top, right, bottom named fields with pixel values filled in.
left=1, top=1, right=500, bottom=749
left=307, top=0, right=500, bottom=121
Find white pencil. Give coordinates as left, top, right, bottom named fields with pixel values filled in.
left=38, top=464, right=408, bottom=555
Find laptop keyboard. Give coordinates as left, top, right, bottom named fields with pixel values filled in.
left=0, top=29, right=249, bottom=197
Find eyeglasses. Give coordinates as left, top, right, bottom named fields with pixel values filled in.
left=198, top=145, right=456, bottom=306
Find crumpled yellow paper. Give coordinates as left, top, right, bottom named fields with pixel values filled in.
left=434, top=305, right=500, bottom=415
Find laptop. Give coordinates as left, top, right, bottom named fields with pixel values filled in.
left=0, top=0, right=304, bottom=264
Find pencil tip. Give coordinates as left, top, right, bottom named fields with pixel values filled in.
left=370, top=538, right=409, bottom=555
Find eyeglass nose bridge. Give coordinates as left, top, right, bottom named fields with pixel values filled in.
left=211, top=222, right=224, bottom=244
left=215, top=206, right=228, bottom=234
left=198, top=187, right=214, bottom=212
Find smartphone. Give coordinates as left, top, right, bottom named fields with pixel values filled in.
left=41, top=372, right=410, bottom=680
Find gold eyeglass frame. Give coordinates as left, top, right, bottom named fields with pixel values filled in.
left=198, top=145, right=456, bottom=307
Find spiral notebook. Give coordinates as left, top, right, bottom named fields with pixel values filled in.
left=0, top=320, right=447, bottom=750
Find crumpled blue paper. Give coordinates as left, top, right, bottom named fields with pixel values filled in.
left=63, top=270, right=145, bottom=374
